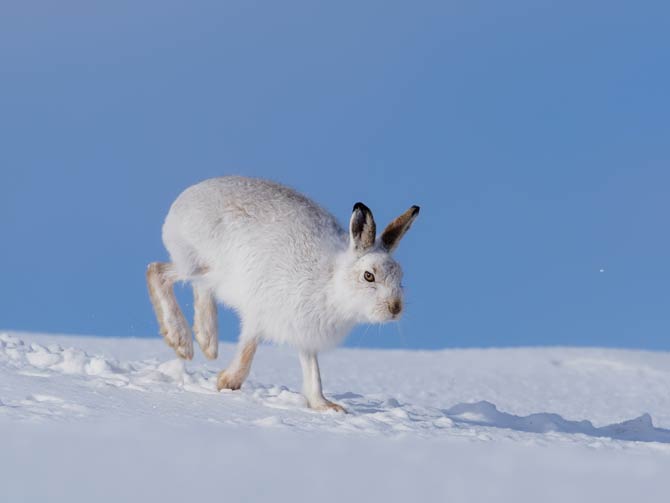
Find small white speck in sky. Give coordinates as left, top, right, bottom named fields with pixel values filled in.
left=599, top=268, right=605, bottom=273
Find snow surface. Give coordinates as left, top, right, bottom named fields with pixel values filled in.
left=2, top=331, right=670, bottom=502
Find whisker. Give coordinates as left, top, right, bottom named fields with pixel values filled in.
left=395, top=320, right=409, bottom=348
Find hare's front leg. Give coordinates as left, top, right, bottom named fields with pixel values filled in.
left=217, top=337, right=258, bottom=391
left=299, top=351, right=346, bottom=413
left=193, top=284, right=218, bottom=360
left=146, top=262, right=193, bottom=360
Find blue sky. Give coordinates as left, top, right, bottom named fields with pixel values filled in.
left=1, top=1, right=669, bottom=350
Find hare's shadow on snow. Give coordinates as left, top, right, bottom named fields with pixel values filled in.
left=333, top=394, right=670, bottom=444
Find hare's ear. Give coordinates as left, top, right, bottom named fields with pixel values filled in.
left=380, top=205, right=420, bottom=253
left=349, top=202, right=376, bottom=253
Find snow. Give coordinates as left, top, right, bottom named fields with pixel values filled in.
left=1, top=331, right=670, bottom=502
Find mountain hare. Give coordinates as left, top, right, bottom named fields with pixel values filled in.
left=147, top=176, right=419, bottom=412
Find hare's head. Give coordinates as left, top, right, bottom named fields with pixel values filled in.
left=334, top=202, right=420, bottom=324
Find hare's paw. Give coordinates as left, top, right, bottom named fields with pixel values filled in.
left=174, top=339, right=194, bottom=360
left=163, top=318, right=194, bottom=360
left=194, top=329, right=218, bottom=360
left=216, top=370, right=243, bottom=391
left=309, top=399, right=347, bottom=414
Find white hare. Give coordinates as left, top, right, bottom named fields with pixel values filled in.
left=147, top=176, right=419, bottom=412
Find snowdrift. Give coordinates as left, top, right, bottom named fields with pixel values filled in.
left=1, top=332, right=669, bottom=502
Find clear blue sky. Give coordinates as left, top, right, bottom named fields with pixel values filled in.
left=1, top=1, right=669, bottom=350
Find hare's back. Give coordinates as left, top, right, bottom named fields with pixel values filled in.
left=163, top=176, right=345, bottom=268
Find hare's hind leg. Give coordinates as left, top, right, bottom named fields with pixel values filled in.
left=146, top=262, right=194, bottom=360
left=193, top=284, right=218, bottom=360
left=217, top=336, right=258, bottom=391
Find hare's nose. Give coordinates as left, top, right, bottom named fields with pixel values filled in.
left=388, top=298, right=402, bottom=316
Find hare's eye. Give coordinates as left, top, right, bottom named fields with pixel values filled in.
left=364, top=271, right=375, bottom=282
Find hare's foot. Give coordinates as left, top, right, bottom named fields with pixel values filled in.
left=216, top=338, right=258, bottom=391
left=308, top=398, right=347, bottom=414
left=193, top=284, right=218, bottom=360
left=216, top=369, right=244, bottom=391
left=194, top=329, right=218, bottom=360
left=164, top=316, right=194, bottom=360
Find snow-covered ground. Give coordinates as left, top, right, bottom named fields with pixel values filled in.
left=2, top=331, right=670, bottom=502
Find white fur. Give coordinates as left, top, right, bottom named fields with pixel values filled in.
left=156, top=176, right=418, bottom=411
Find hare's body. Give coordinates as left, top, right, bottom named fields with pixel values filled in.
left=147, top=176, right=419, bottom=411
left=163, top=177, right=353, bottom=352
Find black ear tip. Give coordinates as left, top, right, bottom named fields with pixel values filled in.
left=353, top=202, right=370, bottom=213
left=411, top=205, right=420, bottom=215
